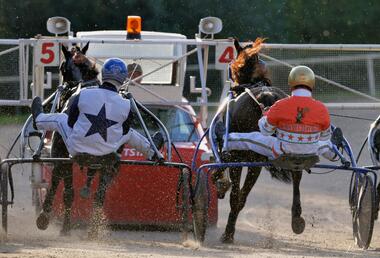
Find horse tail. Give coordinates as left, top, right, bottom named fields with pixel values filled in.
left=267, top=167, right=292, bottom=184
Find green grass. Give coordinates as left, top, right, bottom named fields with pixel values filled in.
left=0, top=113, right=30, bottom=125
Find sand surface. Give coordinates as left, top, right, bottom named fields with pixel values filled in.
left=0, top=109, right=380, bottom=257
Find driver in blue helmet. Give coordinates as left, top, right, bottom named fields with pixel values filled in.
left=31, top=57, right=164, bottom=160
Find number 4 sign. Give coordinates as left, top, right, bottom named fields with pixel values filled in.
left=215, top=43, right=236, bottom=70
left=34, top=40, right=60, bottom=66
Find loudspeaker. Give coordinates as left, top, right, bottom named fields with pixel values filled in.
left=46, top=16, right=71, bottom=35
left=199, top=17, right=222, bottom=35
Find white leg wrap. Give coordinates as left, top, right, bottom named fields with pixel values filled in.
left=119, top=129, right=153, bottom=159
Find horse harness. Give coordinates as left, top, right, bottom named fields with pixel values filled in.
left=231, top=81, right=271, bottom=113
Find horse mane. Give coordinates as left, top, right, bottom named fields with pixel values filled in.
left=230, top=37, right=271, bottom=86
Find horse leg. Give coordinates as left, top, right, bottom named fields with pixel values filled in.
left=80, top=168, right=96, bottom=199
left=237, top=167, right=262, bottom=211
left=61, top=164, right=74, bottom=235
left=88, top=168, right=113, bottom=239
left=37, top=133, right=72, bottom=232
left=221, top=167, right=261, bottom=243
left=291, top=170, right=305, bottom=234
left=36, top=167, right=62, bottom=230
left=221, top=167, right=242, bottom=243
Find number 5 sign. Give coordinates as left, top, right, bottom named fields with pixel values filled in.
left=34, top=41, right=60, bottom=66
left=215, top=42, right=236, bottom=70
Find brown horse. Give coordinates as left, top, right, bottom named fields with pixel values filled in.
left=214, top=38, right=306, bottom=243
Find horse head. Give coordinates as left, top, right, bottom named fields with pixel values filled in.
left=231, top=38, right=271, bottom=87
left=60, top=42, right=99, bottom=87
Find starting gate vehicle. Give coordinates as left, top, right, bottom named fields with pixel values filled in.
left=0, top=16, right=232, bottom=235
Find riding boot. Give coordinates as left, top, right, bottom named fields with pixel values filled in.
left=331, top=127, right=344, bottom=148
left=152, top=131, right=165, bottom=150
left=31, top=96, right=43, bottom=130
left=149, top=131, right=165, bottom=163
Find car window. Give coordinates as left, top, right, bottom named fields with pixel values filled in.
left=129, top=106, right=199, bottom=142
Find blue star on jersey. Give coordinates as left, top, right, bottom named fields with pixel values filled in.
left=84, top=104, right=117, bottom=141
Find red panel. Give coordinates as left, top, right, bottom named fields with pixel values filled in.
left=49, top=144, right=217, bottom=227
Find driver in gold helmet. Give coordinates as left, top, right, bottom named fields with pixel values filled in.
left=224, top=65, right=343, bottom=160
left=213, top=66, right=344, bottom=198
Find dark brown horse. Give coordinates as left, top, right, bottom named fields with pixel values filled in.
left=36, top=43, right=100, bottom=235
left=215, top=38, right=305, bottom=243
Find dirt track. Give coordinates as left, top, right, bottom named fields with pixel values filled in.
left=1, top=109, right=380, bottom=257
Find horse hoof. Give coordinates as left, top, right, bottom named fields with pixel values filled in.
left=80, top=187, right=91, bottom=199
left=36, top=212, right=50, bottom=230
left=292, top=216, right=305, bottom=234
left=60, top=221, right=71, bottom=236
left=220, top=233, right=234, bottom=244
left=60, top=228, right=71, bottom=237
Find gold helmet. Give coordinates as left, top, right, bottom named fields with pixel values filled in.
left=288, top=65, right=315, bottom=90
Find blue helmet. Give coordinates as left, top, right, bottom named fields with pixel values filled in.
left=101, top=58, right=128, bottom=88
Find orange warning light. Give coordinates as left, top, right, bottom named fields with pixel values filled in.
left=126, top=16, right=141, bottom=39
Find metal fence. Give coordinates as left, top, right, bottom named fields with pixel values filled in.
left=262, top=45, right=380, bottom=104
left=187, top=44, right=380, bottom=108
left=0, top=42, right=25, bottom=104
left=2, top=40, right=380, bottom=108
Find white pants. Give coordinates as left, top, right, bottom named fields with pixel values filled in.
left=226, top=132, right=337, bottom=160
left=35, top=113, right=154, bottom=158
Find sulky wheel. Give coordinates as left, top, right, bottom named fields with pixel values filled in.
left=180, top=168, right=192, bottom=240
left=352, top=174, right=376, bottom=249
left=348, top=171, right=355, bottom=209
left=1, top=163, right=9, bottom=233
left=192, top=170, right=208, bottom=243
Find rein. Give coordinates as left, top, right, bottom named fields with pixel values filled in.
left=329, top=113, right=375, bottom=122
left=244, top=88, right=262, bottom=109
left=231, top=81, right=271, bottom=113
